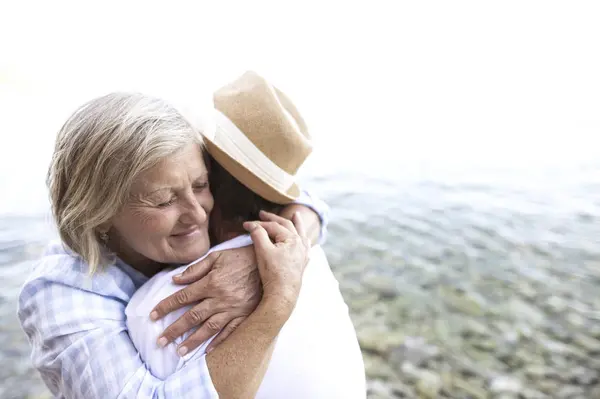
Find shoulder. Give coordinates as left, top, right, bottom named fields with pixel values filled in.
left=127, top=265, right=184, bottom=318
left=307, top=245, right=333, bottom=276
left=309, top=245, right=328, bottom=262
left=19, top=241, right=137, bottom=314
left=304, top=246, right=346, bottom=304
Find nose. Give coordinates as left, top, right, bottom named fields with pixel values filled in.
left=179, top=193, right=208, bottom=226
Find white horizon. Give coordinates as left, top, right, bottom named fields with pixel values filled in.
left=1, top=1, right=599, bottom=215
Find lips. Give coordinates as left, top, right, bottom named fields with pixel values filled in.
left=171, top=227, right=200, bottom=237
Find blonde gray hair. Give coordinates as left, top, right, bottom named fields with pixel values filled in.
left=48, top=92, right=204, bottom=273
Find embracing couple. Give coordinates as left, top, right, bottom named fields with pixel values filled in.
left=18, top=71, right=366, bottom=398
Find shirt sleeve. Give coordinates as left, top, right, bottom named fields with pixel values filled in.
left=18, top=271, right=219, bottom=399
left=292, top=189, right=330, bottom=245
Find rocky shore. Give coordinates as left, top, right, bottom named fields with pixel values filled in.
left=347, top=276, right=600, bottom=398
left=318, top=170, right=600, bottom=398
left=2, top=174, right=600, bottom=398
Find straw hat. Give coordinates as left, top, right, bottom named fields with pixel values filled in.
left=202, top=71, right=312, bottom=204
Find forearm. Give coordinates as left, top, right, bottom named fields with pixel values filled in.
left=279, top=204, right=321, bottom=245
left=206, top=298, right=287, bottom=399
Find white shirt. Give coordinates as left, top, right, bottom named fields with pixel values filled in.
left=125, top=235, right=366, bottom=398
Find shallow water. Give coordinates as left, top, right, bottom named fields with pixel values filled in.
left=1, top=162, right=599, bottom=398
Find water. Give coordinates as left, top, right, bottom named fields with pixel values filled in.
left=1, top=159, right=600, bottom=397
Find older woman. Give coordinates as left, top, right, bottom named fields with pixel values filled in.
left=17, top=91, right=328, bottom=398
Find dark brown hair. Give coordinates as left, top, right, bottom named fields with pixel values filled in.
left=208, top=154, right=283, bottom=244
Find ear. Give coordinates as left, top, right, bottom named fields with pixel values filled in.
left=97, top=221, right=112, bottom=234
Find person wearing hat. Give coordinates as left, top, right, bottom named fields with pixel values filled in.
left=18, top=75, right=331, bottom=397
left=126, top=71, right=366, bottom=398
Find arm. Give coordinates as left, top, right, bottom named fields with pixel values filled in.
left=20, top=211, right=308, bottom=399
left=206, top=299, right=282, bottom=398
left=279, top=203, right=320, bottom=245
left=206, top=212, right=310, bottom=398
left=18, top=274, right=218, bottom=399
left=151, top=189, right=330, bottom=352
left=18, top=264, right=289, bottom=399
left=280, top=189, right=329, bottom=246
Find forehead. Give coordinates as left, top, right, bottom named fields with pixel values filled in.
left=131, top=144, right=208, bottom=193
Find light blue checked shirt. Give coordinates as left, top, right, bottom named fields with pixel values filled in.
left=18, top=190, right=329, bottom=399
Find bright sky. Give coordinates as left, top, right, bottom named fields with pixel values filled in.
left=1, top=1, right=599, bottom=214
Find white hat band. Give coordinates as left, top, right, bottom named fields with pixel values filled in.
left=209, top=109, right=296, bottom=193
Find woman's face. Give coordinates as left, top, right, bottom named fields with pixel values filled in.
left=109, top=143, right=214, bottom=272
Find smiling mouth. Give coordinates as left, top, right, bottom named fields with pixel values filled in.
left=171, top=228, right=200, bottom=237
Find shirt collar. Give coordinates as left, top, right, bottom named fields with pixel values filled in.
left=115, top=257, right=150, bottom=289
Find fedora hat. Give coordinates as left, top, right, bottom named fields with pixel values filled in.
left=201, top=71, right=312, bottom=204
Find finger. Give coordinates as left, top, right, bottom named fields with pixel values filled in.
left=243, top=222, right=274, bottom=250
left=151, top=279, right=209, bottom=321
left=177, top=313, right=229, bottom=356
left=173, top=252, right=220, bottom=284
left=293, top=212, right=311, bottom=251
left=205, top=316, right=245, bottom=353
left=259, top=210, right=297, bottom=235
left=250, top=221, right=295, bottom=244
left=292, top=211, right=307, bottom=241
left=157, top=299, right=221, bottom=346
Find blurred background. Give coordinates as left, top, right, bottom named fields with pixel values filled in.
left=1, top=1, right=600, bottom=398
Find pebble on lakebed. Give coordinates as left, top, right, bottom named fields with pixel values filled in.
left=350, top=275, right=600, bottom=398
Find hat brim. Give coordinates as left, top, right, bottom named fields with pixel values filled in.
left=204, top=136, right=300, bottom=205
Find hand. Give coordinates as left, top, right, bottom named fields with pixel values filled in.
left=243, top=210, right=311, bottom=314
left=278, top=203, right=321, bottom=246
left=151, top=245, right=262, bottom=355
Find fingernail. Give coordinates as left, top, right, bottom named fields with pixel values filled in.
left=173, top=273, right=183, bottom=279
left=150, top=311, right=159, bottom=321
left=178, top=346, right=188, bottom=357
left=157, top=337, right=168, bottom=348
left=244, top=222, right=257, bottom=231
left=207, top=347, right=213, bottom=354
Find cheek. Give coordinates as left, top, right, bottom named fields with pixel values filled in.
left=201, top=189, right=215, bottom=215
left=119, top=208, right=179, bottom=239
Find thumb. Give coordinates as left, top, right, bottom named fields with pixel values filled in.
left=173, top=252, right=218, bottom=284
left=244, top=222, right=273, bottom=253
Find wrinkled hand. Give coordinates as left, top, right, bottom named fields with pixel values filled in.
left=244, top=211, right=311, bottom=311
left=151, top=245, right=261, bottom=355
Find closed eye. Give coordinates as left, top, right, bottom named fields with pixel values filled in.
left=157, top=198, right=175, bottom=208
left=193, top=182, right=209, bottom=191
